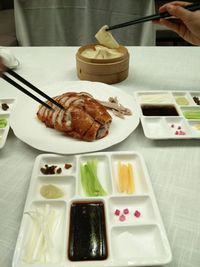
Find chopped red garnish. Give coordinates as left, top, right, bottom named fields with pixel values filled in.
left=134, top=210, right=141, bottom=218
left=119, top=214, right=126, bottom=221
left=114, top=209, right=120, bottom=216
left=123, top=208, right=129, bottom=214
left=175, top=131, right=179, bottom=135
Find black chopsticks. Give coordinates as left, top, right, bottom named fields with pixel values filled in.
left=2, top=69, right=64, bottom=110
left=106, top=2, right=200, bottom=31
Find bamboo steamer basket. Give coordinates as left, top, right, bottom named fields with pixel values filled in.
left=76, top=44, right=129, bottom=84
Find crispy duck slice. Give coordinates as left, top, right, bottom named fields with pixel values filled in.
left=37, top=92, right=112, bottom=141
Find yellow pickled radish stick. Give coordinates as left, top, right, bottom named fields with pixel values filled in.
left=127, top=163, right=135, bottom=194
left=118, top=161, right=129, bottom=193
left=122, top=164, right=129, bottom=193
left=117, top=161, right=123, bottom=192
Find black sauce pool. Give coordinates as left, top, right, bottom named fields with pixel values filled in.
left=141, top=105, right=179, bottom=116
left=68, top=201, right=108, bottom=261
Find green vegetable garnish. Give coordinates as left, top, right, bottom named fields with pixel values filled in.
left=0, top=118, right=7, bottom=128
left=183, top=110, right=200, bottom=119
left=80, top=159, right=107, bottom=197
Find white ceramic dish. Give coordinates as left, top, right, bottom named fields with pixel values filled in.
left=10, top=81, right=140, bottom=154
left=0, top=98, right=16, bottom=149
left=12, top=151, right=172, bottom=267
left=135, top=91, right=200, bottom=140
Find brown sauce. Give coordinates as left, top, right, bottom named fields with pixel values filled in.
left=141, top=105, right=179, bottom=116
left=68, top=201, right=108, bottom=261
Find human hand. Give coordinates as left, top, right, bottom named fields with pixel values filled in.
left=0, top=57, right=6, bottom=76
left=153, top=1, right=200, bottom=45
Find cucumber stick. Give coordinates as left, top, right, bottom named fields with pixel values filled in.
left=80, top=159, right=107, bottom=196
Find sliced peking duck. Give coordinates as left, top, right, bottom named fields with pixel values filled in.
left=37, top=92, right=112, bottom=141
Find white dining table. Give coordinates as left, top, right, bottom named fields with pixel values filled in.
left=0, top=46, right=200, bottom=267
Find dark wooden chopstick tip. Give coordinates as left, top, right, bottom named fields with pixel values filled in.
left=4, top=69, right=65, bottom=110
left=2, top=73, right=52, bottom=110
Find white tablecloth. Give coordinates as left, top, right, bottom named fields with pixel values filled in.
left=0, top=47, right=200, bottom=267
left=14, top=0, right=155, bottom=46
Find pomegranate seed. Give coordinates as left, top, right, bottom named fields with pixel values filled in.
left=119, top=214, right=126, bottom=221
left=114, top=209, right=120, bottom=216
left=123, top=208, right=129, bottom=214
left=134, top=210, right=141, bottom=218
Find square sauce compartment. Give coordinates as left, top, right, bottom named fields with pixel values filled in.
left=78, top=155, right=112, bottom=197
left=108, top=196, right=156, bottom=224
left=38, top=155, right=75, bottom=176
left=19, top=201, right=67, bottom=264
left=172, top=92, right=192, bottom=106
left=141, top=117, right=169, bottom=138
left=165, top=117, right=192, bottom=136
left=68, top=201, right=108, bottom=261
left=137, top=93, right=173, bottom=104
left=111, top=153, right=148, bottom=194
left=141, top=105, right=179, bottom=116
left=181, top=106, right=200, bottom=120
left=189, top=93, right=200, bottom=106
left=110, top=224, right=171, bottom=265
left=37, top=175, right=76, bottom=201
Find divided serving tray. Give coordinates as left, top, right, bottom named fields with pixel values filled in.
left=135, top=91, right=200, bottom=139
left=12, top=151, right=172, bottom=267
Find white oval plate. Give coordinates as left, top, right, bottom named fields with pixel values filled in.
left=10, top=81, right=140, bottom=154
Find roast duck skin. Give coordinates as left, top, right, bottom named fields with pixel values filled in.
left=37, top=92, right=112, bottom=141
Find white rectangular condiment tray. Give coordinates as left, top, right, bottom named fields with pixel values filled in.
left=12, top=151, right=172, bottom=267
left=135, top=91, right=200, bottom=139
left=0, top=97, right=16, bottom=149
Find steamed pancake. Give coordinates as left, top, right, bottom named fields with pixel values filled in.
left=95, top=25, right=119, bottom=48
left=81, top=45, right=123, bottom=59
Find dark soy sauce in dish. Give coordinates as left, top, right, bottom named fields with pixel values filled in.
left=68, top=201, right=108, bottom=261
left=141, top=105, right=179, bottom=116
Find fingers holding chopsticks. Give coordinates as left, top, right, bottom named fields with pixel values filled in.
left=153, top=1, right=200, bottom=45
left=159, top=1, right=193, bottom=12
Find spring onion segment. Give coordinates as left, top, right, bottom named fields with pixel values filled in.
left=80, top=159, right=107, bottom=196
left=22, top=204, right=62, bottom=263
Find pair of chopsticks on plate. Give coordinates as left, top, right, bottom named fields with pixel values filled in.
left=2, top=69, right=64, bottom=110
left=106, top=2, right=200, bottom=31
